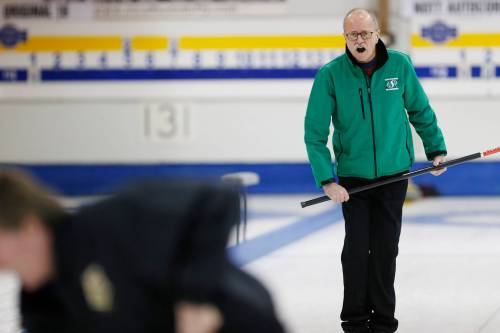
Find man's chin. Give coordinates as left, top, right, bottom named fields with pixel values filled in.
left=22, top=280, right=38, bottom=291
left=353, top=55, right=367, bottom=63
left=22, top=275, right=48, bottom=291
left=352, top=50, right=374, bottom=63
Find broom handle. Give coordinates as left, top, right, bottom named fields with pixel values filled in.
left=301, top=147, right=499, bottom=208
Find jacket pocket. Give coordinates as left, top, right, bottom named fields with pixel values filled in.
left=404, top=121, right=413, bottom=163
left=333, top=132, right=344, bottom=166
left=338, top=133, right=344, bottom=161
left=336, top=132, right=344, bottom=174
left=358, top=88, right=366, bottom=120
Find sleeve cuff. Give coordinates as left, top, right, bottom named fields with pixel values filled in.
left=320, top=178, right=336, bottom=186
left=426, top=150, right=447, bottom=161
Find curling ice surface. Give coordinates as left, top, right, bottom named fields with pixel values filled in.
left=1, top=196, right=500, bottom=333
left=243, top=196, right=500, bottom=333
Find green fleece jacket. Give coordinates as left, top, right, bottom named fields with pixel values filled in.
left=304, top=41, right=447, bottom=187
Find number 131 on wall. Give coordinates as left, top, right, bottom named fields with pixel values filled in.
left=143, top=103, right=190, bottom=142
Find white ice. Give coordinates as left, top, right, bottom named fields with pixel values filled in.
left=244, top=196, right=500, bottom=333
left=1, top=196, right=500, bottom=333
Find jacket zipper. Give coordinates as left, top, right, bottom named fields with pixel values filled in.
left=358, top=88, right=366, bottom=120
left=365, top=75, right=378, bottom=178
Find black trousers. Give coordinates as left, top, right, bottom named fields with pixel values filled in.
left=338, top=175, right=408, bottom=333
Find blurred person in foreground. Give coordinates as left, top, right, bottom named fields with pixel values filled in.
left=304, top=8, right=447, bottom=333
left=0, top=169, right=285, bottom=333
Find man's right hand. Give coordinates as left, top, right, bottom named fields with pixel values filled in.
left=175, top=302, right=223, bottom=333
left=323, top=182, right=349, bottom=203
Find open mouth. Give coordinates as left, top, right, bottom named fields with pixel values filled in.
left=356, top=47, right=366, bottom=53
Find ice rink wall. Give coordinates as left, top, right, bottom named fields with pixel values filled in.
left=0, top=0, right=499, bottom=195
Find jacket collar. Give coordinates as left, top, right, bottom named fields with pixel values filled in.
left=345, top=39, right=389, bottom=72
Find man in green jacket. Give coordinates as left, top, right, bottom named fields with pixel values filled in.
left=304, top=8, right=447, bottom=333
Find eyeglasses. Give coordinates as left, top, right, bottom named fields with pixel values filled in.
left=345, top=31, right=376, bottom=41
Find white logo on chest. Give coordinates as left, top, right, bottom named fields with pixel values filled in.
left=385, top=77, right=399, bottom=91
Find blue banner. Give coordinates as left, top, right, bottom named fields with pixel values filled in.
left=0, top=68, right=27, bottom=82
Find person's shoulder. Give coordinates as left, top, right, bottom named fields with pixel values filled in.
left=79, top=180, right=239, bottom=215
left=314, top=54, right=348, bottom=82
left=123, top=180, right=240, bottom=204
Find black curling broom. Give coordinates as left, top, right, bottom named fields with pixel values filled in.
left=301, top=147, right=500, bottom=208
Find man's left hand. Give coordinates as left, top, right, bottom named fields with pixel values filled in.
left=431, top=155, right=447, bottom=176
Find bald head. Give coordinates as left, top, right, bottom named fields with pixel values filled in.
left=343, top=8, right=380, bottom=63
left=343, top=8, right=379, bottom=32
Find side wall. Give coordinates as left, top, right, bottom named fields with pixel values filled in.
left=0, top=0, right=498, bottom=195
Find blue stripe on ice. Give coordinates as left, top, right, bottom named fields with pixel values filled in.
left=228, top=206, right=343, bottom=266
left=404, top=209, right=500, bottom=229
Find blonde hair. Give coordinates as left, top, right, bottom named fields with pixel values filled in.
left=0, top=169, right=64, bottom=229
